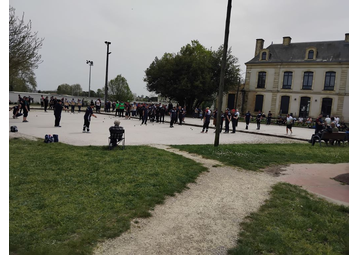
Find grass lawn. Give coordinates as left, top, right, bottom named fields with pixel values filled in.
left=228, top=183, right=349, bottom=255
left=171, top=143, right=349, bottom=171
left=9, top=140, right=349, bottom=254
left=9, top=139, right=207, bottom=255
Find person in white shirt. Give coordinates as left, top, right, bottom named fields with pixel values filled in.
left=286, top=113, right=293, bottom=135
left=325, top=115, right=331, bottom=126
left=334, top=116, right=340, bottom=128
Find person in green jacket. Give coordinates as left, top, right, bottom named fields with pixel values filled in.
left=119, top=102, right=125, bottom=117
left=115, top=101, right=120, bottom=116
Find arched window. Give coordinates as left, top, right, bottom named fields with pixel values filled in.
left=261, top=52, right=267, bottom=60
left=308, top=50, right=314, bottom=59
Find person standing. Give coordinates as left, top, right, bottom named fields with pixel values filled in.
left=256, top=110, right=263, bottom=130
left=169, top=106, right=177, bottom=128
left=77, top=99, right=82, bottom=112
left=159, top=104, right=165, bottom=123
left=286, top=113, right=293, bottom=135
left=44, top=96, right=49, bottom=112
left=224, top=108, right=231, bottom=133
left=267, top=111, right=272, bottom=125
left=70, top=98, right=76, bottom=113
left=178, top=106, right=184, bottom=125
left=141, top=104, right=148, bottom=125
left=245, top=111, right=251, bottom=130
left=21, top=96, right=29, bottom=122
left=119, top=101, right=125, bottom=117
left=231, top=109, right=238, bottom=133
left=54, top=100, right=64, bottom=127
left=83, top=103, right=97, bottom=132
left=315, top=114, right=324, bottom=134
left=201, top=107, right=211, bottom=133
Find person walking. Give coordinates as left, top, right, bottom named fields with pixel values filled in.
left=245, top=111, right=251, bottom=130
left=286, top=113, right=293, bottom=135
left=54, top=100, right=64, bottom=127
left=256, top=110, right=263, bottom=130
left=83, top=103, right=97, bottom=132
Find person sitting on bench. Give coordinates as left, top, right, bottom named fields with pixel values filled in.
left=109, top=120, right=124, bottom=147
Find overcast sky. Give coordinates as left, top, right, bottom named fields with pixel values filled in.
left=8, top=0, right=349, bottom=97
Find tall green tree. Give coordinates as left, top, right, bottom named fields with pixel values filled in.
left=57, top=83, right=71, bottom=95
left=71, top=84, right=82, bottom=96
left=105, top=75, right=134, bottom=102
left=144, top=40, right=240, bottom=112
left=9, top=6, right=44, bottom=91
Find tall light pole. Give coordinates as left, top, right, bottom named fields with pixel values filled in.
left=86, top=60, right=93, bottom=98
left=214, top=0, right=232, bottom=147
left=104, top=41, right=111, bottom=103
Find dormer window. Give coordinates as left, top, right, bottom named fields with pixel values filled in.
left=305, top=48, right=317, bottom=60
left=260, top=50, right=269, bottom=61
left=308, top=50, right=314, bottom=59
left=261, top=52, right=267, bottom=60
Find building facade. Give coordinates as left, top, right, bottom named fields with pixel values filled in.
left=243, top=34, right=349, bottom=122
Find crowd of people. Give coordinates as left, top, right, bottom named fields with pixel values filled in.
left=10, top=96, right=348, bottom=140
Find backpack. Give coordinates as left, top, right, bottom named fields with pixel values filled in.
left=44, top=134, right=54, bottom=143
left=10, top=126, right=18, bottom=132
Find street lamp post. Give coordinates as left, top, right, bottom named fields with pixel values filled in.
left=86, top=60, right=93, bottom=98
left=104, top=41, right=111, bottom=103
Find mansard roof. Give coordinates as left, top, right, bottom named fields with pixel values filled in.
left=246, top=40, right=349, bottom=65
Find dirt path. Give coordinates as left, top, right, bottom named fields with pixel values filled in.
left=94, top=145, right=278, bottom=255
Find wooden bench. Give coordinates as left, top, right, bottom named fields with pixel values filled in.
left=319, top=132, right=346, bottom=147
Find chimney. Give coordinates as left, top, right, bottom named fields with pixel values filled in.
left=345, top=33, right=349, bottom=42
left=283, top=36, right=291, bottom=46
left=255, top=39, right=264, bottom=57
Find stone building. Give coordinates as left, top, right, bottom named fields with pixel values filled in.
left=242, top=33, right=349, bottom=121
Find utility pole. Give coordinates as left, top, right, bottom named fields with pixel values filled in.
left=214, top=0, right=232, bottom=147
left=104, top=41, right=111, bottom=103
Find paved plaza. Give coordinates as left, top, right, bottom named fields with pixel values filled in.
left=9, top=109, right=313, bottom=146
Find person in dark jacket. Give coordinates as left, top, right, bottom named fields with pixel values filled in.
left=83, top=103, right=97, bottom=132
left=54, top=100, right=64, bottom=127
left=245, top=111, right=251, bottom=130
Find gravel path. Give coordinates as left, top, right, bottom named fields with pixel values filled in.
left=94, top=145, right=278, bottom=255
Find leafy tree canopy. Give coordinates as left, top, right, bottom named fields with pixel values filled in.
left=144, top=40, right=241, bottom=112
left=104, top=75, right=134, bottom=102
left=9, top=6, right=44, bottom=92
